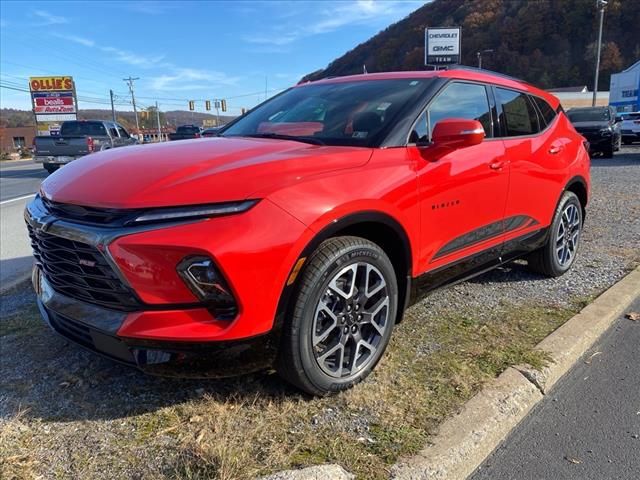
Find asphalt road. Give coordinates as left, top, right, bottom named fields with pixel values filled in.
left=0, top=159, right=46, bottom=289
left=470, top=295, right=640, bottom=480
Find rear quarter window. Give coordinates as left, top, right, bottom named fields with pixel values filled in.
left=532, top=96, right=557, bottom=127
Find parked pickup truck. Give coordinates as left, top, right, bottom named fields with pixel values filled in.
left=34, top=120, right=137, bottom=173
left=168, top=125, right=202, bottom=141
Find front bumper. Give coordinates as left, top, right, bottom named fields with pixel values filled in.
left=34, top=268, right=278, bottom=377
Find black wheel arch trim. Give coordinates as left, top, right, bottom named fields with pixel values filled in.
left=272, top=210, right=414, bottom=345
left=563, top=175, right=589, bottom=220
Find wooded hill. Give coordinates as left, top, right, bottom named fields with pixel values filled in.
left=304, top=0, right=640, bottom=90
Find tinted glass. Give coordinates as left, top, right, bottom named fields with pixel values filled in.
left=108, top=126, right=119, bottom=137
left=496, top=88, right=539, bottom=136
left=222, top=79, right=433, bottom=147
left=532, top=96, right=556, bottom=127
left=427, top=82, right=492, bottom=139
left=117, top=126, right=129, bottom=137
left=177, top=126, right=200, bottom=134
left=566, top=108, right=611, bottom=122
left=60, top=121, right=107, bottom=136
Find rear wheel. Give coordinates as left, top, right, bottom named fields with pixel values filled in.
left=527, top=191, right=582, bottom=277
left=44, top=163, right=59, bottom=174
left=277, top=236, right=398, bottom=396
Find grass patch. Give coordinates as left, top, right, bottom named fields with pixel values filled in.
left=0, top=295, right=583, bottom=480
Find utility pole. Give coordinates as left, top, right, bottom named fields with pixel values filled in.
left=215, top=100, right=220, bottom=126
left=592, top=0, right=607, bottom=107
left=155, top=101, right=162, bottom=142
left=123, top=76, right=140, bottom=133
left=110, top=89, right=116, bottom=122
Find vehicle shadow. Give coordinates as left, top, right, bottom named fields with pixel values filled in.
left=0, top=288, right=303, bottom=424
left=0, top=168, right=47, bottom=179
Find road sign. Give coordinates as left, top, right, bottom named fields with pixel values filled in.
left=29, top=76, right=77, bottom=135
left=425, top=27, right=461, bottom=66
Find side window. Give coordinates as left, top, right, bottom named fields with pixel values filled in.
left=117, top=125, right=130, bottom=138
left=532, top=96, right=557, bottom=128
left=427, top=82, right=493, bottom=139
left=496, top=88, right=540, bottom=136
left=108, top=124, right=119, bottom=138
left=409, top=112, right=428, bottom=144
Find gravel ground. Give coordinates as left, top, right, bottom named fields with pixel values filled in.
left=1, top=146, right=638, bottom=479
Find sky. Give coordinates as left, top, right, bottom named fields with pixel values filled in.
left=0, top=0, right=424, bottom=115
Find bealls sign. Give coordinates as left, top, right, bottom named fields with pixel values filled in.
left=425, top=27, right=462, bottom=65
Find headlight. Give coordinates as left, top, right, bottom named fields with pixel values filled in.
left=599, top=128, right=612, bottom=136
left=177, top=256, right=237, bottom=319
left=128, top=200, right=258, bottom=225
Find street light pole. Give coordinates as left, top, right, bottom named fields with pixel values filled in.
left=592, top=0, right=607, bottom=107
left=476, top=49, right=494, bottom=69
left=155, top=101, right=162, bottom=142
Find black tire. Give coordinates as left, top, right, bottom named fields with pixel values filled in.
left=602, top=145, right=614, bottom=158
left=527, top=191, right=582, bottom=277
left=623, top=139, right=632, bottom=145
left=277, top=236, right=398, bottom=396
left=44, top=163, right=59, bottom=174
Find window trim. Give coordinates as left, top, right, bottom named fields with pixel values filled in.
left=406, top=79, right=496, bottom=146
left=530, top=94, right=558, bottom=130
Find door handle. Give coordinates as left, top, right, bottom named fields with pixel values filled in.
left=548, top=145, right=562, bottom=154
left=489, top=161, right=504, bottom=170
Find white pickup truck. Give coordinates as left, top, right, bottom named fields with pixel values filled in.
left=33, top=120, right=137, bottom=173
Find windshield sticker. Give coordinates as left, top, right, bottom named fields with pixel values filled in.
left=377, top=102, right=392, bottom=111
left=352, top=131, right=368, bottom=139
left=409, top=80, right=419, bottom=86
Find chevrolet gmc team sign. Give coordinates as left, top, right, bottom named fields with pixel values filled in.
left=425, top=27, right=461, bottom=65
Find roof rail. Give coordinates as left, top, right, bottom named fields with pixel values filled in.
left=444, top=65, right=531, bottom=85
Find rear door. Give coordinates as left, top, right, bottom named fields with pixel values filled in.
left=411, top=81, right=510, bottom=275
left=496, top=88, right=572, bottom=242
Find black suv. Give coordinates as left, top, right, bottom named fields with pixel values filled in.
left=566, top=106, right=621, bottom=158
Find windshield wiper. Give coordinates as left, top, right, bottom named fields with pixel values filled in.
left=234, top=133, right=326, bottom=146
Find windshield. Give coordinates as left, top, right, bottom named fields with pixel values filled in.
left=221, top=79, right=433, bottom=147
left=60, top=121, right=107, bottom=136
left=567, top=108, right=610, bottom=122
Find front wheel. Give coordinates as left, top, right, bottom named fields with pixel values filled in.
left=527, top=191, right=582, bottom=277
left=277, top=236, right=398, bottom=396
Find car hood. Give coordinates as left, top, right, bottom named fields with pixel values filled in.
left=41, top=137, right=372, bottom=209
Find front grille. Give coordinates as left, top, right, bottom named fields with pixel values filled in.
left=28, top=224, right=140, bottom=311
left=41, top=196, right=141, bottom=227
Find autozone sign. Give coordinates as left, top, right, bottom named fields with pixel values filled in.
left=425, top=27, right=461, bottom=65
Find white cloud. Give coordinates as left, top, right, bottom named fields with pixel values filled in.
left=243, top=0, right=422, bottom=47
left=32, top=9, right=68, bottom=26
left=149, top=68, right=241, bottom=91
left=52, top=33, right=95, bottom=47
left=100, top=46, right=167, bottom=68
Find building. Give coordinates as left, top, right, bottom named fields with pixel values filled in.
left=609, top=60, right=640, bottom=113
left=0, top=126, right=37, bottom=156
left=549, top=90, right=609, bottom=110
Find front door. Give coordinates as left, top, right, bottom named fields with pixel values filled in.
left=410, top=81, right=510, bottom=283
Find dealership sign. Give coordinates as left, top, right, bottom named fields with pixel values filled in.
left=425, top=27, right=461, bottom=65
left=30, top=76, right=77, bottom=134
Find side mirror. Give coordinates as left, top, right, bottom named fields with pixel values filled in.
left=432, top=118, right=485, bottom=150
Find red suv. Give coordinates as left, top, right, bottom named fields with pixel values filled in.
left=26, top=69, right=590, bottom=395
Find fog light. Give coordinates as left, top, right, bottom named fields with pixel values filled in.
left=177, top=256, right=237, bottom=319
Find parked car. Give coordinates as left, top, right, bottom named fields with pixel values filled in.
left=168, top=125, right=202, bottom=141
left=617, top=111, right=640, bottom=144
left=26, top=69, right=590, bottom=395
left=202, top=126, right=224, bottom=137
left=33, top=120, right=136, bottom=173
left=566, top=106, right=621, bottom=157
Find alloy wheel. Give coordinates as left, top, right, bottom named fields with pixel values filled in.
left=312, top=262, right=390, bottom=378
left=555, top=203, right=581, bottom=267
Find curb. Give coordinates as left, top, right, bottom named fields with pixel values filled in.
left=391, top=266, right=640, bottom=480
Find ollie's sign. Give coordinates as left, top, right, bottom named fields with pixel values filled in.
left=29, top=76, right=74, bottom=91
left=30, top=76, right=78, bottom=131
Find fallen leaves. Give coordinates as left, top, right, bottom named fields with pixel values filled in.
left=584, top=351, right=602, bottom=364
left=564, top=456, right=582, bottom=464
left=625, top=311, right=640, bottom=321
